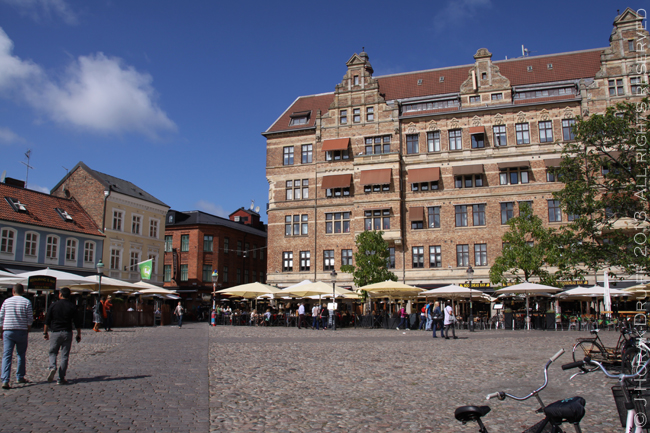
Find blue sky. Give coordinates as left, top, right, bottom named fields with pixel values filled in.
left=0, top=0, right=645, bottom=221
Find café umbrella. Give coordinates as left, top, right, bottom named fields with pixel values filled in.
left=215, top=282, right=283, bottom=299
left=495, top=282, right=562, bottom=330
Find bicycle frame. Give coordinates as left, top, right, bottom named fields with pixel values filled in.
left=563, top=355, right=650, bottom=433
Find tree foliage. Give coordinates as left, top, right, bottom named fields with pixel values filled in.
left=489, top=203, right=559, bottom=285
left=340, top=230, right=397, bottom=292
left=551, top=93, right=650, bottom=279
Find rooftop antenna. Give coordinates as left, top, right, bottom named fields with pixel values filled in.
left=521, top=45, right=530, bottom=57
left=62, top=166, right=69, bottom=175
left=1, top=170, right=5, bottom=183
left=249, top=199, right=255, bottom=210
left=20, top=150, right=33, bottom=188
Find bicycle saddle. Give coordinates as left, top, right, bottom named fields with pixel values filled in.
left=543, top=396, right=586, bottom=424
left=454, top=405, right=491, bottom=422
left=590, top=329, right=600, bottom=334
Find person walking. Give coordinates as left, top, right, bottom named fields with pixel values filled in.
left=426, top=301, right=434, bottom=331
left=431, top=301, right=445, bottom=338
left=174, top=302, right=184, bottom=328
left=101, top=296, right=113, bottom=332
left=319, top=304, right=328, bottom=330
left=92, top=299, right=102, bottom=332
left=311, top=304, right=320, bottom=330
left=397, top=304, right=408, bottom=330
left=444, top=302, right=458, bottom=340
left=297, top=303, right=306, bottom=329
left=43, top=287, right=81, bottom=385
left=0, top=284, right=33, bottom=389
left=419, top=303, right=427, bottom=330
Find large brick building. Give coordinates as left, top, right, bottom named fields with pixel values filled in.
left=51, top=162, right=169, bottom=283
left=263, top=8, right=649, bottom=289
left=162, top=207, right=267, bottom=295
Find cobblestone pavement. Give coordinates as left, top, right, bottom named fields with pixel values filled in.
left=0, top=324, right=632, bottom=432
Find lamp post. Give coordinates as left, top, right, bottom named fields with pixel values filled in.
left=330, top=270, right=337, bottom=331
left=211, top=270, right=218, bottom=311
left=466, top=265, right=475, bottom=332
left=96, top=259, right=104, bottom=305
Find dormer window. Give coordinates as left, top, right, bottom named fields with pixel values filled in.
left=527, top=66, right=533, bottom=72
left=354, top=75, right=359, bottom=85
left=289, top=111, right=310, bottom=126
left=55, top=208, right=73, bottom=221
left=5, top=197, right=27, bottom=212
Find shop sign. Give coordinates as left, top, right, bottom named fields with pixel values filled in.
left=28, top=276, right=56, bottom=291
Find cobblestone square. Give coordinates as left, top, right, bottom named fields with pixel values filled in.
left=0, top=324, right=628, bottom=432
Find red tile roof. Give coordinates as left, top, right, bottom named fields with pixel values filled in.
left=266, top=48, right=604, bottom=134
left=0, top=184, right=103, bottom=237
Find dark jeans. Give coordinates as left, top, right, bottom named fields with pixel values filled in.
left=298, top=314, right=306, bottom=328
left=104, top=311, right=113, bottom=331
left=432, top=320, right=445, bottom=337
left=312, top=316, right=319, bottom=330
left=321, top=317, right=328, bottom=329
left=49, top=331, right=73, bottom=380
left=444, top=323, right=456, bottom=338
left=397, top=317, right=408, bottom=330
left=177, top=315, right=183, bottom=327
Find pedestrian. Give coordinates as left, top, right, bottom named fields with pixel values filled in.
left=444, top=302, right=458, bottom=340
left=426, top=301, right=434, bottom=331
left=319, top=304, right=328, bottom=330
left=297, top=303, right=306, bottom=329
left=101, top=295, right=113, bottom=331
left=419, top=303, right=427, bottom=330
left=431, top=301, right=445, bottom=338
left=397, top=304, right=408, bottom=330
left=311, top=304, right=320, bottom=330
left=174, top=302, right=184, bottom=328
left=0, top=284, right=33, bottom=389
left=92, top=299, right=102, bottom=332
left=43, top=287, right=81, bottom=385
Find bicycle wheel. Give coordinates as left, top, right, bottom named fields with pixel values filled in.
left=573, top=341, right=604, bottom=372
left=522, top=418, right=554, bottom=433
left=623, top=346, right=650, bottom=385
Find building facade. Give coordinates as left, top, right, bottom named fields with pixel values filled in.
left=263, top=8, right=649, bottom=289
left=0, top=179, right=105, bottom=275
left=162, top=208, right=267, bottom=294
left=51, top=162, right=169, bottom=283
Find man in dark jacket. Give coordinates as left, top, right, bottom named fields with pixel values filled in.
left=43, top=287, right=81, bottom=385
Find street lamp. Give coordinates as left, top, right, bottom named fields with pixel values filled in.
left=330, top=269, right=337, bottom=331
left=96, top=259, right=104, bottom=305
left=466, top=265, right=475, bottom=332
left=211, top=270, right=218, bottom=311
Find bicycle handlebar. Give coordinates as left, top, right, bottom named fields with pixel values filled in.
left=561, top=360, right=585, bottom=370
left=486, top=349, right=565, bottom=401
left=561, top=356, right=650, bottom=381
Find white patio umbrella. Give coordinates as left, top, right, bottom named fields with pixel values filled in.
left=281, top=281, right=354, bottom=298
left=138, top=287, right=179, bottom=296
left=0, top=270, right=15, bottom=277
left=215, top=282, right=283, bottom=299
left=69, top=275, right=139, bottom=293
left=495, top=282, right=562, bottom=330
left=11, top=268, right=90, bottom=288
left=357, top=280, right=424, bottom=298
left=133, top=281, right=165, bottom=290
left=420, top=284, right=484, bottom=297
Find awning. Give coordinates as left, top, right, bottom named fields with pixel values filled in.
left=360, top=169, right=391, bottom=186
left=544, top=158, right=562, bottom=167
left=452, top=164, right=484, bottom=176
left=322, top=138, right=350, bottom=151
left=409, top=207, right=424, bottom=221
left=497, top=161, right=531, bottom=169
left=409, top=167, right=440, bottom=183
left=321, top=174, right=352, bottom=189
left=469, top=126, right=485, bottom=134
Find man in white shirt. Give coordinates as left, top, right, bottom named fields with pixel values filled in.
left=443, top=303, right=458, bottom=340
left=297, top=303, right=306, bottom=329
left=0, top=284, right=33, bottom=389
left=311, top=304, right=320, bottom=330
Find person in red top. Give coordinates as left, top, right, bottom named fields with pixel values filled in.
left=101, top=296, right=113, bottom=332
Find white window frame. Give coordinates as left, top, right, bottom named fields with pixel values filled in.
left=45, top=235, right=60, bottom=263
left=24, top=231, right=39, bottom=262
left=0, top=227, right=17, bottom=256
left=65, top=238, right=78, bottom=263
left=132, top=214, right=142, bottom=235
left=112, top=209, right=124, bottom=231
left=84, top=241, right=95, bottom=264
left=149, top=218, right=160, bottom=239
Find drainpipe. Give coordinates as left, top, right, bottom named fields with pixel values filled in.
left=100, top=189, right=110, bottom=261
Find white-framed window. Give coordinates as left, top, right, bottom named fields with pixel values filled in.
left=449, top=129, right=462, bottom=150
left=24, top=232, right=38, bottom=257
left=132, top=214, right=142, bottom=235
left=65, top=238, right=77, bottom=261
left=149, top=219, right=159, bottom=238
left=130, top=251, right=140, bottom=272
left=539, top=121, right=553, bottom=143
left=475, top=244, right=488, bottom=266
left=427, top=131, right=441, bottom=152
left=112, top=210, right=124, bottom=231
left=500, top=168, right=530, bottom=185
left=609, top=78, right=624, bottom=96
left=516, top=123, right=530, bottom=145
left=562, top=119, right=576, bottom=141
left=0, top=228, right=16, bottom=254
left=46, top=235, right=59, bottom=260
left=286, top=179, right=309, bottom=200
left=110, top=248, right=121, bottom=270
left=84, top=241, right=95, bottom=263
left=493, top=125, right=507, bottom=146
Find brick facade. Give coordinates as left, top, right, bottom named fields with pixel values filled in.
left=264, top=8, right=649, bottom=288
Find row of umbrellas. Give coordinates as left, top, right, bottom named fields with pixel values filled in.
left=0, top=268, right=178, bottom=297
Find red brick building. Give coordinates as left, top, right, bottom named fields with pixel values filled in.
left=163, top=208, right=267, bottom=295
left=263, top=8, right=648, bottom=289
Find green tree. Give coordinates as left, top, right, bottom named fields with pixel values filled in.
left=551, top=94, right=650, bottom=279
left=489, top=203, right=559, bottom=285
left=340, top=230, right=397, bottom=295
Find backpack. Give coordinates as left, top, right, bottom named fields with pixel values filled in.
left=432, top=307, right=443, bottom=321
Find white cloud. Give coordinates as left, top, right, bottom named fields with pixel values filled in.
left=434, top=0, right=492, bottom=34
left=27, top=184, right=49, bottom=193
left=0, top=126, right=25, bottom=144
left=0, top=28, right=176, bottom=139
left=195, top=200, right=229, bottom=218
left=1, top=0, right=78, bottom=25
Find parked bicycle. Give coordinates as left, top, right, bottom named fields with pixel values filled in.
left=454, top=349, right=586, bottom=432
left=562, top=354, right=650, bottom=433
left=572, top=327, right=636, bottom=370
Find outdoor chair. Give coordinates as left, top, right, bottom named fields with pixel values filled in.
left=568, top=317, right=578, bottom=331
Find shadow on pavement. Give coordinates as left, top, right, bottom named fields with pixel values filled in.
left=74, top=374, right=151, bottom=383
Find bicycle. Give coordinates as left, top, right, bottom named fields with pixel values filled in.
left=454, top=349, right=586, bottom=432
left=572, top=327, right=636, bottom=370
left=562, top=355, right=650, bottom=433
